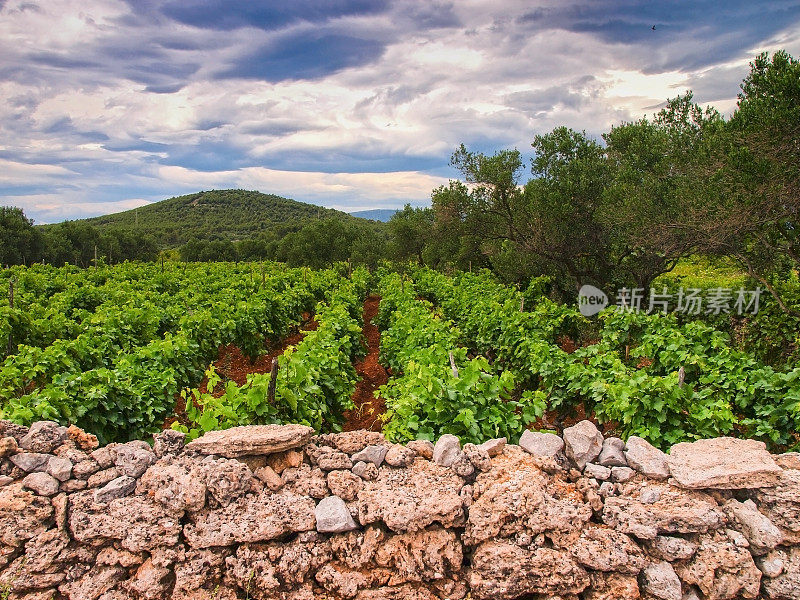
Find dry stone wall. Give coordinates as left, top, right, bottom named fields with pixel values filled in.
left=1, top=418, right=800, bottom=600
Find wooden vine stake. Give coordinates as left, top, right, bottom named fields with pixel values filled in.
left=449, top=351, right=459, bottom=378
left=267, top=358, right=279, bottom=404
left=678, top=366, right=686, bottom=387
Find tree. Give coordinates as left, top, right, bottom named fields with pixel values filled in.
left=0, top=207, right=43, bottom=266
left=386, top=205, right=433, bottom=265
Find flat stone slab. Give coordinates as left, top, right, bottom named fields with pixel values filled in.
left=186, top=424, right=314, bottom=458
left=668, top=437, right=782, bottom=489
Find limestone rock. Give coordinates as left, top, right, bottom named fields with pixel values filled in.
left=603, top=483, right=724, bottom=540
left=725, top=498, right=783, bottom=555
left=669, top=437, right=782, bottom=489
left=433, top=434, right=461, bottom=467
left=518, top=429, right=564, bottom=458
left=358, top=457, right=465, bottom=532
left=202, top=457, right=255, bottom=506
left=186, top=424, right=314, bottom=457
left=94, top=476, right=137, bottom=504
left=317, top=449, right=354, bottom=471
left=316, top=495, right=359, bottom=533
left=407, top=439, right=434, bottom=459
left=625, top=436, right=670, bottom=480
left=66, top=424, right=98, bottom=451
left=0, top=483, right=54, bottom=547
left=90, top=446, right=115, bottom=469
left=0, top=437, right=18, bottom=458
left=648, top=536, right=698, bottom=562
left=327, top=469, right=363, bottom=502
left=254, top=465, right=284, bottom=491
left=463, top=443, right=491, bottom=472
left=353, top=460, right=379, bottom=481
left=470, top=541, right=589, bottom=599
left=477, top=437, right=506, bottom=457
left=19, top=421, right=67, bottom=454
left=584, top=463, right=611, bottom=481
left=112, top=443, right=154, bottom=478
left=585, top=572, right=641, bottom=600
left=183, top=490, right=315, bottom=548
left=761, top=547, right=800, bottom=599
left=612, top=466, right=636, bottom=483
left=751, top=468, right=800, bottom=543
left=570, top=524, right=646, bottom=574
left=598, top=437, right=627, bottom=467
left=675, top=529, right=762, bottom=600
left=136, top=461, right=207, bottom=513
left=563, top=420, right=604, bottom=470
left=642, top=561, right=682, bottom=600
left=22, top=472, right=60, bottom=496
left=317, top=429, right=386, bottom=453
left=87, top=467, right=120, bottom=488
left=266, top=448, right=304, bottom=474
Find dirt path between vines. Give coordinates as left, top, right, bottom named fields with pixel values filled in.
left=343, top=295, right=388, bottom=432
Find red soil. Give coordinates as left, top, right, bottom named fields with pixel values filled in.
left=343, top=295, right=388, bottom=432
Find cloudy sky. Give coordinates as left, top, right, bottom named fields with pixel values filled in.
left=1, top=0, right=799, bottom=223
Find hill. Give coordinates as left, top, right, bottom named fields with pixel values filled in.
left=81, top=189, right=361, bottom=247
left=349, top=209, right=399, bottom=222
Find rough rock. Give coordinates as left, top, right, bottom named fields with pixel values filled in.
left=570, top=524, right=646, bottom=574
left=22, top=471, right=60, bottom=496
left=202, top=457, right=255, bottom=506
left=755, top=550, right=785, bottom=578
left=612, top=466, right=636, bottom=483
left=266, top=448, right=304, bottom=474
left=327, top=469, right=363, bottom=501
left=585, top=572, right=641, bottom=600
left=66, top=424, right=98, bottom=451
left=470, top=541, right=589, bottom=599
left=358, top=458, right=465, bottom=532
left=450, top=452, right=475, bottom=478
left=603, top=483, right=724, bottom=540
left=10, top=452, right=51, bottom=473
left=675, top=529, right=762, bottom=600
left=352, top=461, right=379, bottom=481
left=625, top=436, right=670, bottom=480
left=281, top=463, right=328, bottom=498
left=136, top=462, right=207, bottom=512
left=432, top=434, right=461, bottom=467
left=563, top=420, right=604, bottom=469
left=87, top=467, right=120, bottom=488
left=112, top=443, right=155, bottom=478
left=751, top=468, right=800, bottom=543
left=19, top=421, right=67, bottom=454
left=317, top=430, right=386, bottom=453
left=316, top=495, right=359, bottom=533
left=46, top=456, right=73, bottom=481
left=725, top=498, right=783, bottom=555
left=254, top=465, right=285, bottom=491
left=518, top=429, right=564, bottom=458
left=477, top=437, right=506, bottom=457
left=184, top=490, right=315, bottom=548
left=463, top=443, right=491, bottom=471
left=648, top=536, right=698, bottom=562
left=91, top=446, right=115, bottom=469
left=0, top=419, right=29, bottom=442
left=407, top=439, right=434, bottom=459
left=152, top=429, right=186, bottom=458
left=584, top=463, right=611, bottom=481
left=318, top=449, right=355, bottom=471
left=669, top=437, right=782, bottom=489
left=351, top=445, right=388, bottom=467
left=186, top=424, right=314, bottom=457
left=598, top=437, right=627, bottom=467
left=94, top=475, right=137, bottom=504
left=0, top=436, right=18, bottom=458
left=761, top=547, right=800, bottom=599
left=642, top=561, right=683, bottom=600
left=384, top=444, right=416, bottom=467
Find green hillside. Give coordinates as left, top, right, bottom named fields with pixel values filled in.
left=82, top=189, right=358, bottom=247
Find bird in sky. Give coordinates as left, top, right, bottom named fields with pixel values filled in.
left=652, top=25, right=657, bottom=30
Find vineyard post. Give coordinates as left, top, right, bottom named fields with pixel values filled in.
left=520, top=296, right=524, bottom=312
left=449, top=351, right=459, bottom=378
left=267, top=358, right=279, bottom=404
left=678, top=366, right=686, bottom=387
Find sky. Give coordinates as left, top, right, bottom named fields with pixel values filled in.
left=1, top=1, right=799, bottom=224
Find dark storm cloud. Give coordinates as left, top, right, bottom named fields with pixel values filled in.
left=217, top=33, right=386, bottom=82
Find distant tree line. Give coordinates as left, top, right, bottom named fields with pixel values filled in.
left=0, top=207, right=158, bottom=267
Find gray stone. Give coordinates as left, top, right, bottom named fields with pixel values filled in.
left=451, top=452, right=475, bottom=478
left=640, top=487, right=662, bottom=504
left=563, top=420, right=603, bottom=470
left=10, top=452, right=51, bottom=473
left=114, top=443, right=156, bottom=478
left=350, top=444, right=387, bottom=467
left=598, top=437, right=627, bottom=467
left=19, top=420, right=67, bottom=453
left=88, top=467, right=121, bottom=488
left=352, top=461, right=378, bottom=481
left=611, top=466, right=636, bottom=483
left=584, top=463, right=611, bottom=481
left=433, top=434, right=461, bottom=467
left=94, top=476, right=137, bottom=504
left=624, top=436, right=670, bottom=480
left=186, top=424, right=314, bottom=458
left=91, top=446, right=115, bottom=469
left=46, top=456, right=73, bottom=482
left=72, top=459, right=101, bottom=479
left=22, top=471, right=60, bottom=496
left=518, top=430, right=564, bottom=458
left=0, top=475, right=12, bottom=487
left=478, top=437, right=506, bottom=457
left=726, top=499, right=783, bottom=555
left=668, top=437, right=782, bottom=489
left=642, top=561, right=683, bottom=600
left=315, top=495, right=359, bottom=533
left=756, top=551, right=785, bottom=578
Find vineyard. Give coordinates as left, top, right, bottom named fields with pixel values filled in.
left=1, top=262, right=799, bottom=451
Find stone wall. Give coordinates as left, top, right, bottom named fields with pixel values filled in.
left=1, top=419, right=799, bottom=600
